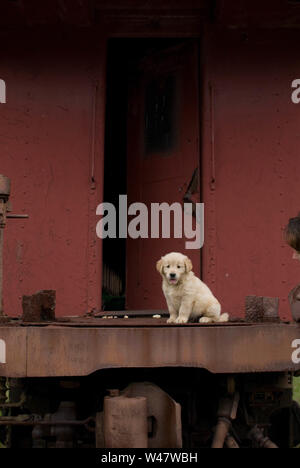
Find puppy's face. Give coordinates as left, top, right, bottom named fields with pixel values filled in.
left=156, top=252, right=193, bottom=286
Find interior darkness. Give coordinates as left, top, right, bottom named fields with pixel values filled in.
left=102, top=38, right=188, bottom=311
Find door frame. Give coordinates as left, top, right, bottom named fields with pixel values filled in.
left=96, top=20, right=204, bottom=312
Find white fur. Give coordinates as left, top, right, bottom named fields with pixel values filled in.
left=156, top=252, right=229, bottom=324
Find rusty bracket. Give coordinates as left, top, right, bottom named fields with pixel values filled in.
left=22, top=290, right=56, bottom=322
left=248, top=426, right=278, bottom=449
left=211, top=392, right=240, bottom=448
left=245, top=296, right=280, bottom=323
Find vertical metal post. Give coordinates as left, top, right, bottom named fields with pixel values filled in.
left=0, top=175, right=28, bottom=319
left=0, top=227, right=3, bottom=317
left=0, top=176, right=10, bottom=319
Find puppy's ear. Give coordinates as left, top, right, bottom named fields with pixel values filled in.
left=156, top=258, right=164, bottom=275
left=184, top=257, right=193, bottom=273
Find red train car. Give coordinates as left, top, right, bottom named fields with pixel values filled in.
left=0, top=0, right=299, bottom=449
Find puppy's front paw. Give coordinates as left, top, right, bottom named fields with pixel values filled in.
left=167, top=317, right=177, bottom=324
left=175, top=317, right=189, bottom=324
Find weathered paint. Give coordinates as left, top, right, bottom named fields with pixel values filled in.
left=0, top=328, right=27, bottom=377
left=0, top=321, right=299, bottom=377
left=0, top=30, right=106, bottom=317
left=201, top=27, right=300, bottom=320
left=126, top=41, right=201, bottom=310
left=0, top=2, right=300, bottom=321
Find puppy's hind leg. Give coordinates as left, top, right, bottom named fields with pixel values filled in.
left=200, top=302, right=229, bottom=323
left=217, top=313, right=229, bottom=323
left=199, top=316, right=214, bottom=324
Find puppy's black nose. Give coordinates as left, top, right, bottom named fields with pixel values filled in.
left=170, top=273, right=176, bottom=279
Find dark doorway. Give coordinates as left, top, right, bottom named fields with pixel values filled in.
left=102, top=38, right=198, bottom=311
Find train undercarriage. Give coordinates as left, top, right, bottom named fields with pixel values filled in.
left=0, top=316, right=299, bottom=449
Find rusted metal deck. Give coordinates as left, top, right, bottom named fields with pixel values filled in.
left=0, top=316, right=299, bottom=378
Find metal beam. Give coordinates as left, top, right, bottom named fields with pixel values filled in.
left=0, top=321, right=298, bottom=377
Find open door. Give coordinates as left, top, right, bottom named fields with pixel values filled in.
left=127, top=40, right=201, bottom=310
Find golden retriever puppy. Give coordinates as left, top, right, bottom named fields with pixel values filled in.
left=156, top=252, right=229, bottom=324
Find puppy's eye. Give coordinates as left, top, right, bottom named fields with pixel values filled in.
left=177, top=266, right=181, bottom=269
left=166, top=266, right=170, bottom=269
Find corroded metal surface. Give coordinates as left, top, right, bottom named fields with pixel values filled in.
left=0, top=176, right=10, bottom=198
left=245, top=296, right=280, bottom=323
left=0, top=328, right=27, bottom=377
left=0, top=319, right=299, bottom=377
left=22, top=290, right=56, bottom=323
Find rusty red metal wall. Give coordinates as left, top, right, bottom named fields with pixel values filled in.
left=0, top=30, right=105, bottom=317
left=202, top=27, right=300, bottom=321
left=1, top=2, right=300, bottom=320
